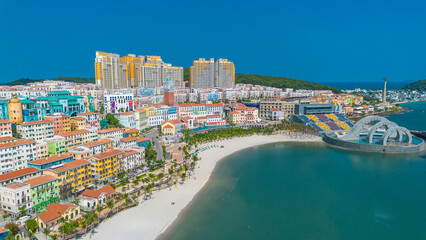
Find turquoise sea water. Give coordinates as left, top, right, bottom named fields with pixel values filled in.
left=387, top=101, right=426, bottom=131
left=163, top=102, right=426, bottom=240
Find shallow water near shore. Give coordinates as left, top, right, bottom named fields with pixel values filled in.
left=163, top=102, right=426, bottom=240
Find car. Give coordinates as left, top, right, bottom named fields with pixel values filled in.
left=17, top=215, right=31, bottom=224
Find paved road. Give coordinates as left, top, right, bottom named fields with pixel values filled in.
left=142, top=128, right=164, bottom=162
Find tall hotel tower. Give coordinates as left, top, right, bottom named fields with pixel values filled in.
left=189, top=58, right=235, bottom=89
left=95, top=51, right=183, bottom=89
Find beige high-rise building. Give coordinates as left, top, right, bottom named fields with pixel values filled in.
left=189, top=58, right=235, bottom=89
left=95, top=52, right=183, bottom=89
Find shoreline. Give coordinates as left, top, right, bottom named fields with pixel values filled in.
left=81, top=134, right=323, bottom=240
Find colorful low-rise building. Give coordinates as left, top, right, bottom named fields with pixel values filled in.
left=0, top=139, right=37, bottom=174
left=0, top=120, right=12, bottom=137
left=122, top=128, right=140, bottom=138
left=58, top=128, right=97, bottom=149
left=37, top=203, right=80, bottom=229
left=70, top=116, right=86, bottom=131
left=122, top=149, right=143, bottom=170
left=88, top=150, right=123, bottom=182
left=137, top=137, right=150, bottom=148
left=77, top=112, right=100, bottom=129
left=44, top=160, right=92, bottom=199
left=27, top=154, right=74, bottom=170
left=0, top=167, right=41, bottom=186
left=35, top=141, right=49, bottom=160
left=16, top=120, right=54, bottom=141
left=45, top=136, right=67, bottom=156
left=120, top=137, right=137, bottom=149
left=23, top=175, right=59, bottom=212
left=0, top=182, right=31, bottom=216
left=79, top=185, right=115, bottom=211
left=81, top=138, right=113, bottom=155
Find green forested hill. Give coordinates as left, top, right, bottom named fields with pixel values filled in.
left=5, top=77, right=95, bottom=85
left=183, top=68, right=341, bottom=93
left=403, top=80, right=426, bottom=91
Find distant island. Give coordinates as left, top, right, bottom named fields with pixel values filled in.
left=403, top=79, right=426, bottom=92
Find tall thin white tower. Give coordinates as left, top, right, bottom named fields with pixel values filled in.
left=383, top=77, right=387, bottom=103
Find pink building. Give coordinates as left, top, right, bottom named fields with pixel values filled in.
left=0, top=120, right=12, bottom=137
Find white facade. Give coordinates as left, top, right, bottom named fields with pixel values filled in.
left=117, top=112, right=139, bottom=129
left=0, top=140, right=36, bottom=174
left=0, top=182, right=31, bottom=215
left=103, top=92, right=134, bottom=114
left=16, top=121, right=54, bottom=141
left=122, top=149, right=144, bottom=170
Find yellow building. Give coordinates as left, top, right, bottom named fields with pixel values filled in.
left=8, top=97, right=23, bottom=124
left=70, top=117, right=85, bottom=131
left=44, top=160, right=92, bottom=199
left=88, top=149, right=123, bottom=182
left=161, top=121, right=177, bottom=136
left=189, top=58, right=235, bottom=88
left=37, top=203, right=80, bottom=229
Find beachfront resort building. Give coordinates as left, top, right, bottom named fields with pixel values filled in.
left=44, top=160, right=92, bottom=199
left=37, top=203, right=80, bottom=229
left=88, top=150, right=123, bottom=182
left=79, top=185, right=115, bottom=211
left=27, top=154, right=74, bottom=170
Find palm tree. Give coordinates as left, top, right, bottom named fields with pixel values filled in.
left=49, top=234, right=58, bottom=240
left=42, top=227, right=51, bottom=240
left=107, top=199, right=115, bottom=215
left=96, top=205, right=104, bottom=219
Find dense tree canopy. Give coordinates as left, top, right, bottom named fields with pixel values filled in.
left=184, top=68, right=341, bottom=93
left=403, top=79, right=426, bottom=92
left=6, top=77, right=95, bottom=85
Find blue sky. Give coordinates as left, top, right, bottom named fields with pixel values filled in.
left=0, top=0, right=425, bottom=84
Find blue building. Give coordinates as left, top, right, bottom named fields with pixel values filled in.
left=35, top=90, right=86, bottom=117
left=27, top=154, right=74, bottom=170
left=208, top=91, right=219, bottom=101
left=137, top=137, right=150, bottom=148
left=21, top=99, right=39, bottom=122
left=0, top=101, right=8, bottom=120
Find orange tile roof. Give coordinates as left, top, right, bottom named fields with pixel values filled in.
left=98, top=128, right=121, bottom=134
left=178, top=103, right=192, bottom=107
left=137, top=137, right=149, bottom=142
left=136, top=108, right=146, bottom=113
left=207, top=114, right=221, bottom=118
left=37, top=203, right=78, bottom=224
left=163, top=125, right=173, bottom=129
left=3, top=182, right=28, bottom=189
left=20, top=120, right=53, bottom=126
left=23, top=175, right=57, bottom=187
left=230, top=111, right=240, bottom=114
left=73, top=116, right=85, bottom=120
left=119, top=112, right=134, bottom=115
left=123, top=149, right=138, bottom=157
left=123, top=128, right=139, bottom=134
left=0, top=136, right=15, bottom=142
left=81, top=185, right=115, bottom=198
left=59, top=129, right=89, bottom=136
left=0, top=167, right=40, bottom=182
left=91, top=149, right=123, bottom=160
left=83, top=138, right=112, bottom=147
left=28, top=154, right=72, bottom=166
left=120, top=137, right=137, bottom=142
left=0, top=139, right=35, bottom=149
left=206, top=103, right=225, bottom=107
left=48, top=160, right=90, bottom=173
left=0, top=120, right=11, bottom=123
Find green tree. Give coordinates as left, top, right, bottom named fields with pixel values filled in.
left=25, top=219, right=38, bottom=233
left=4, top=232, right=14, bottom=240
left=4, top=222, right=19, bottom=235
left=49, top=234, right=59, bottom=240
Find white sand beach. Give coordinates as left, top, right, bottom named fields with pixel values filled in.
left=82, top=134, right=322, bottom=240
